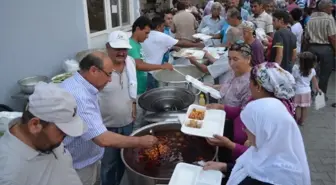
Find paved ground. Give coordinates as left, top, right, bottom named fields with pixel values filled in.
left=302, top=72, right=336, bottom=185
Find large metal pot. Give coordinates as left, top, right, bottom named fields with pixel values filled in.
left=152, top=65, right=204, bottom=95
left=17, top=75, right=49, bottom=94
left=121, top=122, right=217, bottom=185
left=138, top=87, right=195, bottom=112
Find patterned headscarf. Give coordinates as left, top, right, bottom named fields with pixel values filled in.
left=251, top=62, right=296, bottom=115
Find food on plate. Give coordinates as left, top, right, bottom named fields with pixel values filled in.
left=51, top=73, right=73, bottom=83
left=188, top=108, right=205, bottom=120
left=186, top=119, right=202, bottom=128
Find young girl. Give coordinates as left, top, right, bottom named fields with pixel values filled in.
left=292, top=51, right=321, bottom=125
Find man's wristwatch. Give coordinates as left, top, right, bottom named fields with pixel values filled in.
left=132, top=102, right=136, bottom=105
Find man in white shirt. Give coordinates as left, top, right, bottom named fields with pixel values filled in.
left=142, top=16, right=204, bottom=89
left=248, top=0, right=274, bottom=36
left=0, top=82, right=87, bottom=185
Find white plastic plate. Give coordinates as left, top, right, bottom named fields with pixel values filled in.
left=172, top=48, right=205, bottom=60
left=169, top=163, right=222, bottom=185
left=203, top=47, right=226, bottom=59
left=181, top=104, right=226, bottom=138
left=192, top=33, right=213, bottom=41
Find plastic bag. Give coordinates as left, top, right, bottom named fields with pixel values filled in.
left=63, top=59, right=79, bottom=73
left=0, top=111, right=22, bottom=132
left=255, top=28, right=267, bottom=42
left=314, top=92, right=326, bottom=110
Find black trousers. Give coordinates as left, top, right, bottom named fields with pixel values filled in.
left=218, top=119, right=234, bottom=163
left=219, top=119, right=234, bottom=185
left=308, top=44, right=335, bottom=94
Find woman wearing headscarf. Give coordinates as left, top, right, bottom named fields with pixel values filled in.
left=206, top=62, right=296, bottom=162
left=242, top=21, right=265, bottom=66
left=217, top=42, right=252, bottom=107
left=203, top=98, right=311, bottom=185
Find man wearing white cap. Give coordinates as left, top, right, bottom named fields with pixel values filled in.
left=61, top=51, right=158, bottom=185
left=99, top=30, right=138, bottom=185
left=0, top=82, right=86, bottom=185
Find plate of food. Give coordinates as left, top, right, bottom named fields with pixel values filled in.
left=181, top=104, right=226, bottom=138
left=172, top=48, right=205, bottom=60
left=51, top=72, right=73, bottom=83
left=192, top=33, right=212, bottom=41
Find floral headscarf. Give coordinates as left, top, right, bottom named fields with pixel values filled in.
left=251, top=62, right=296, bottom=115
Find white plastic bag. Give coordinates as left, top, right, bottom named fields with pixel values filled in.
left=63, top=59, right=79, bottom=73
left=0, top=112, right=22, bottom=132
left=255, top=28, right=267, bottom=41
left=314, top=92, right=326, bottom=110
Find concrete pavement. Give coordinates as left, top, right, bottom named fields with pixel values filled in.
left=301, top=72, right=336, bottom=185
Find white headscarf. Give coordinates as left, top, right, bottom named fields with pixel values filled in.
left=227, top=98, right=311, bottom=185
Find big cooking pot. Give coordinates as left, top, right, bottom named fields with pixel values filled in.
left=138, top=87, right=195, bottom=124
left=152, top=65, right=205, bottom=95
left=121, top=122, right=218, bottom=185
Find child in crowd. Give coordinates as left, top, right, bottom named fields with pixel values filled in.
left=292, top=52, right=321, bottom=125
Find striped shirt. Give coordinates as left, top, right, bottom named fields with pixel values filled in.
left=306, top=12, right=336, bottom=44
left=60, top=72, right=107, bottom=169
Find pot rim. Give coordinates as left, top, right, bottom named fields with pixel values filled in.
left=120, top=122, right=218, bottom=181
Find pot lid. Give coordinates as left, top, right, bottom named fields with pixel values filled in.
left=144, top=111, right=186, bottom=123
left=138, top=87, right=195, bottom=112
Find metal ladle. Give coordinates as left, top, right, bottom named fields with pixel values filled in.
left=173, top=68, right=186, bottom=77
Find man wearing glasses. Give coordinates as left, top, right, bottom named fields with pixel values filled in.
left=60, top=51, right=158, bottom=185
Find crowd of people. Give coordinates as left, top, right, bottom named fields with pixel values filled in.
left=0, top=0, right=335, bottom=185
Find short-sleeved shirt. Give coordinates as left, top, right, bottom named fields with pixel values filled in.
left=291, top=22, right=303, bottom=53
left=221, top=22, right=231, bottom=44
left=172, top=10, right=198, bottom=41
left=219, top=72, right=251, bottom=107
left=269, top=28, right=297, bottom=72
left=0, top=118, right=82, bottom=185
left=306, top=12, right=336, bottom=44
left=99, top=58, right=134, bottom=128
left=128, top=38, right=147, bottom=95
left=292, top=64, right=316, bottom=94
left=61, top=72, right=107, bottom=169
left=142, top=31, right=178, bottom=71
left=163, top=27, right=175, bottom=63
left=248, top=11, right=273, bottom=34
left=250, top=39, right=265, bottom=66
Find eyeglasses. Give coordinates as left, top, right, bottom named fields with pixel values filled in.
left=229, top=42, right=252, bottom=56
left=94, top=66, right=112, bottom=77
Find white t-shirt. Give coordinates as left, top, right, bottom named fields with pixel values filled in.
left=292, top=64, right=316, bottom=94
left=207, top=54, right=232, bottom=84
left=142, top=30, right=178, bottom=73
left=291, top=23, right=303, bottom=54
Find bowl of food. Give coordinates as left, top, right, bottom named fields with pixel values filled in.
left=51, top=72, right=73, bottom=83
left=17, top=75, right=49, bottom=94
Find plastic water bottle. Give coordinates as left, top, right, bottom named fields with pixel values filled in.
left=199, top=93, right=206, bottom=106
